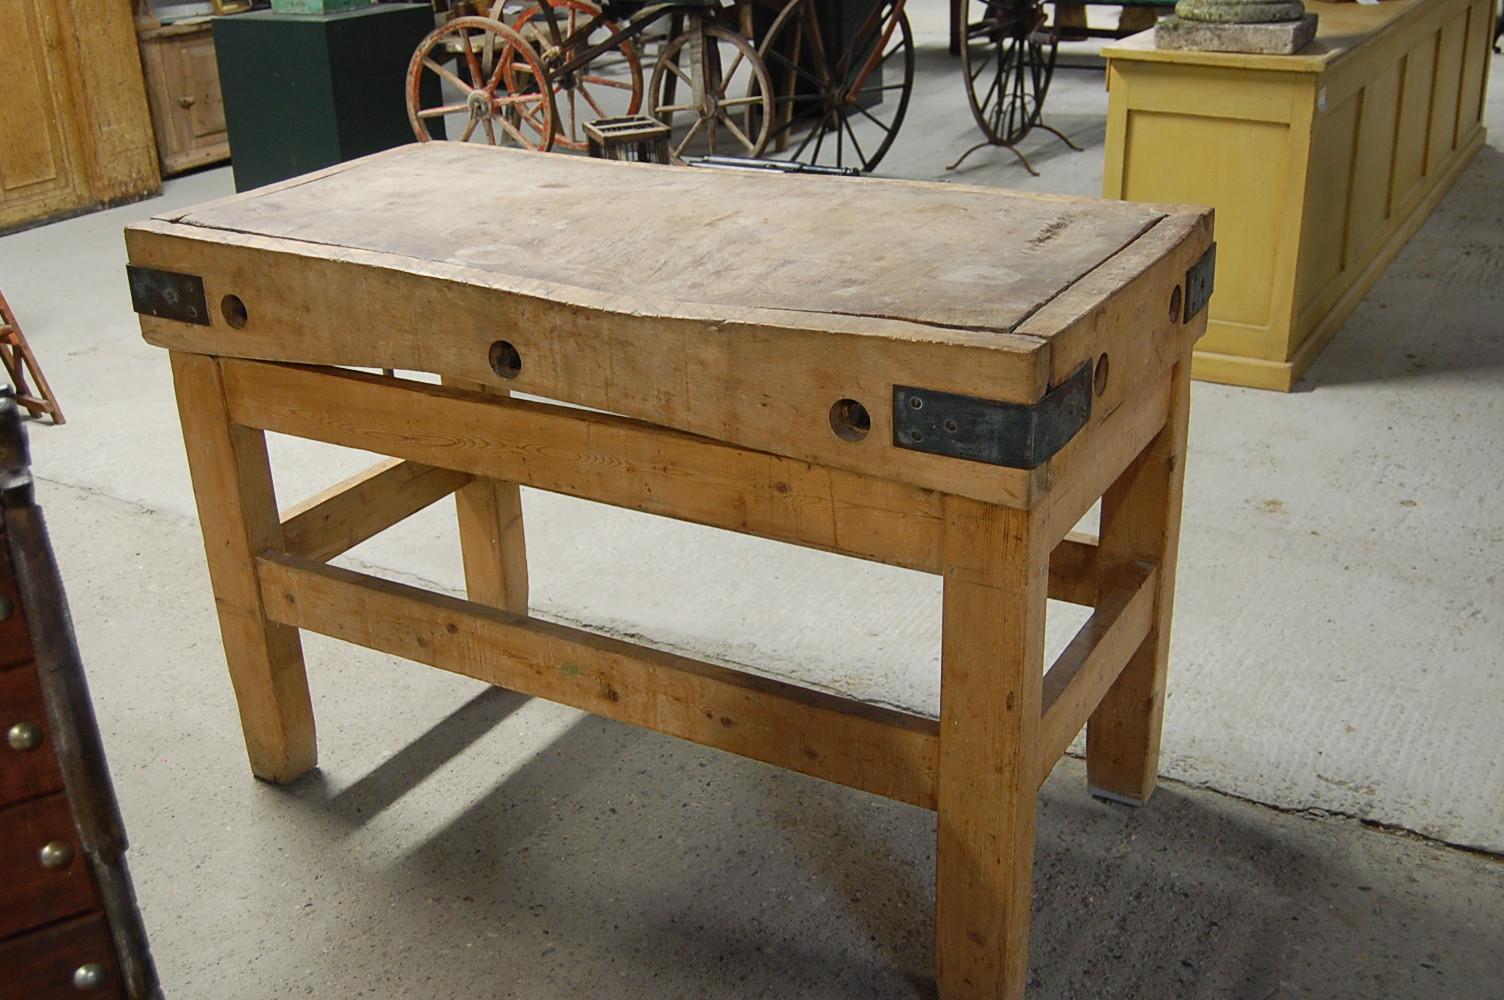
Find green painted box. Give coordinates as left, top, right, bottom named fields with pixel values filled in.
left=270, top=0, right=374, bottom=14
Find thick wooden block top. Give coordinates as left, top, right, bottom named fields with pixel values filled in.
left=128, top=143, right=1212, bottom=506
left=149, top=142, right=1165, bottom=337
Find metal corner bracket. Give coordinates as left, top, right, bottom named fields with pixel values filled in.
left=126, top=265, right=210, bottom=327
left=892, top=361, right=1094, bottom=470
left=1183, top=244, right=1216, bottom=324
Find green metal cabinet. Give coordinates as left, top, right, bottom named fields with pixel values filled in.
left=212, top=4, right=438, bottom=191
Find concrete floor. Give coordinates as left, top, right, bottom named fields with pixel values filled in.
left=1, top=10, right=1502, bottom=998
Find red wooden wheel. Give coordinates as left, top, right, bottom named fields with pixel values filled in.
left=508, top=0, right=644, bottom=150
left=406, top=16, right=559, bottom=151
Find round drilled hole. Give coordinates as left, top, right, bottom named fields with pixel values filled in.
left=829, top=398, right=870, bottom=442
left=943, top=418, right=959, bottom=433
left=221, top=294, right=248, bottom=329
left=1168, top=285, right=1183, bottom=321
left=908, top=396, right=923, bottom=410
left=1094, top=353, right=1110, bottom=397
left=489, top=340, right=522, bottom=379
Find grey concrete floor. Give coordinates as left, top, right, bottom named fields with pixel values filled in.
left=1, top=10, right=1503, bottom=998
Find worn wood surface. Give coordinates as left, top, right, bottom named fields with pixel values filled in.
left=171, top=352, right=316, bottom=783
left=280, top=458, right=471, bottom=564
left=259, top=551, right=942, bottom=809
left=441, top=378, right=530, bottom=615
left=1038, top=562, right=1157, bottom=785
left=164, top=142, right=1163, bottom=334
left=126, top=144, right=1212, bottom=505
left=1087, top=352, right=1195, bottom=804
left=935, top=498, right=1049, bottom=1000
left=0, top=0, right=159, bottom=231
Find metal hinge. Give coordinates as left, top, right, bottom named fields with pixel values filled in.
left=1183, top=245, right=1216, bottom=324
left=892, top=361, right=1094, bottom=470
left=126, top=265, right=209, bottom=326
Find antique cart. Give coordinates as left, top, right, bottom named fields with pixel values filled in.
left=126, top=143, right=1213, bottom=998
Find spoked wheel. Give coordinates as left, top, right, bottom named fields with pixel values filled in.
left=648, top=23, right=774, bottom=162
left=757, top=0, right=914, bottom=173
left=959, top=0, right=1056, bottom=147
left=509, top=0, right=644, bottom=149
left=407, top=16, right=559, bottom=150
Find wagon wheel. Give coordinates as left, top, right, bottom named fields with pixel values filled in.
left=757, top=0, right=914, bottom=173
left=508, top=0, right=644, bottom=150
left=648, top=23, right=773, bottom=162
left=959, top=0, right=1056, bottom=147
left=406, top=16, right=558, bottom=151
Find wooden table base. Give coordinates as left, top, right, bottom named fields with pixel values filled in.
left=169, top=349, right=1191, bottom=999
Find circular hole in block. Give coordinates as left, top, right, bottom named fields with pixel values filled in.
left=1169, top=285, right=1183, bottom=321
left=829, top=398, right=870, bottom=442
left=489, top=340, right=522, bottom=379
left=221, top=295, right=248, bottom=329
left=1094, top=353, right=1110, bottom=397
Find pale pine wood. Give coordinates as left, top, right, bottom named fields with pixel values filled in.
left=1037, top=562, right=1157, bottom=786
left=257, top=551, right=941, bottom=808
left=935, top=497, right=1049, bottom=1000
left=223, top=361, right=953, bottom=572
left=227, top=359, right=1104, bottom=600
left=1041, top=371, right=1173, bottom=546
left=441, top=378, right=529, bottom=614
left=124, top=144, right=1213, bottom=504
left=166, top=142, right=1164, bottom=335
left=280, top=458, right=472, bottom=563
left=170, top=352, right=315, bottom=782
left=1086, top=352, right=1194, bottom=804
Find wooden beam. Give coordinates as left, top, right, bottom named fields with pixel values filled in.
left=1037, top=562, right=1157, bottom=785
left=230, top=360, right=1106, bottom=603
left=256, top=551, right=941, bottom=809
left=280, top=458, right=472, bottom=563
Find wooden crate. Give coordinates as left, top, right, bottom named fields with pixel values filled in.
left=126, top=143, right=1214, bottom=999
left=138, top=20, right=231, bottom=176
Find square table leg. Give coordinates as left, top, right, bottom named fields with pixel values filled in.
left=442, top=379, right=529, bottom=614
left=170, top=351, right=316, bottom=783
left=1087, top=352, right=1194, bottom=805
left=935, top=496, right=1051, bottom=999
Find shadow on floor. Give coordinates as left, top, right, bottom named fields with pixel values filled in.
left=278, top=705, right=1498, bottom=998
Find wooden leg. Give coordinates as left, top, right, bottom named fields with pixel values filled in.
left=170, top=351, right=315, bottom=782
left=935, top=496, right=1049, bottom=1000
left=1086, top=354, right=1193, bottom=805
left=442, top=378, right=528, bottom=613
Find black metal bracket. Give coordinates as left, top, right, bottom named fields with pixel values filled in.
left=126, top=265, right=209, bottom=326
left=892, top=361, right=1094, bottom=470
left=1183, top=245, right=1216, bottom=324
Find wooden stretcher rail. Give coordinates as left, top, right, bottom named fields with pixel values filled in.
left=1037, top=562, right=1158, bottom=784
left=226, top=359, right=1103, bottom=602
left=256, top=551, right=943, bottom=809
left=280, top=458, right=472, bottom=563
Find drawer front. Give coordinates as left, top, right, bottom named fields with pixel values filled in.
left=0, top=534, right=30, bottom=669
left=0, top=913, right=123, bottom=1000
left=0, top=792, right=98, bottom=939
left=0, top=664, right=64, bottom=806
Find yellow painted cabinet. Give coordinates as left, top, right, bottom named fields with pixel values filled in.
left=1104, top=0, right=1494, bottom=390
left=0, top=0, right=160, bottom=232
